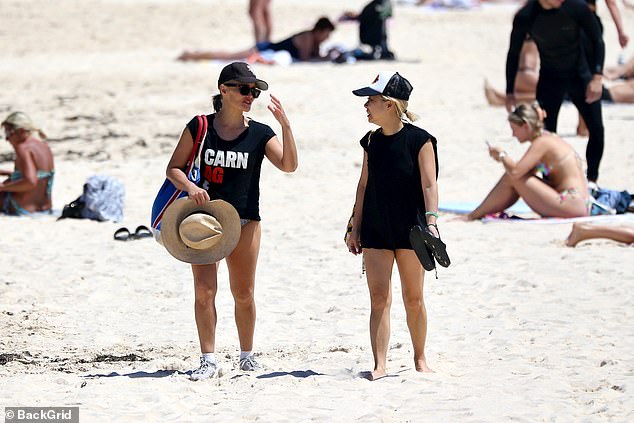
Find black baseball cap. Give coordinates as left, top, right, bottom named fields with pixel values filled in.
left=352, top=71, right=413, bottom=101
left=218, top=62, right=268, bottom=90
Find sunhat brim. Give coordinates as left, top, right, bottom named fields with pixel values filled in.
left=160, top=198, right=241, bottom=264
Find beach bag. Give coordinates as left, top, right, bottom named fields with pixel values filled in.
left=59, top=175, right=125, bottom=222
left=150, top=114, right=207, bottom=244
left=59, top=197, right=85, bottom=220
left=592, top=188, right=632, bottom=214
left=81, top=175, right=125, bottom=221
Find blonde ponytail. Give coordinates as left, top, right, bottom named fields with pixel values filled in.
left=383, top=96, right=419, bottom=122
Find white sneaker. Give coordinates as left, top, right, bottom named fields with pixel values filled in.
left=190, top=357, right=220, bottom=381
left=239, top=355, right=261, bottom=371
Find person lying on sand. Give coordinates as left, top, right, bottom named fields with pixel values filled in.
left=178, top=17, right=336, bottom=63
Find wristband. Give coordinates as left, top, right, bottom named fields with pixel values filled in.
left=425, top=211, right=439, bottom=218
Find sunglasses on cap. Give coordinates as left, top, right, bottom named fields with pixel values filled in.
left=223, top=83, right=261, bottom=98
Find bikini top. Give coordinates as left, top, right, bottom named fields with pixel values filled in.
left=10, top=170, right=55, bottom=195
left=535, top=151, right=580, bottom=179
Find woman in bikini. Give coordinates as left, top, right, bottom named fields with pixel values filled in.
left=0, top=112, right=55, bottom=215
left=467, top=102, right=589, bottom=220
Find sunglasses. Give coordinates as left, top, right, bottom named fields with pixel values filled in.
left=224, top=83, right=261, bottom=98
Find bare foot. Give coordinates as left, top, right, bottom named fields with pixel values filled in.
left=576, top=118, right=589, bottom=137
left=565, top=223, right=584, bottom=247
left=177, top=51, right=194, bottom=61
left=246, top=52, right=275, bottom=65
left=448, top=214, right=471, bottom=222
left=484, top=79, right=506, bottom=107
left=363, top=368, right=388, bottom=381
left=415, top=359, right=434, bottom=373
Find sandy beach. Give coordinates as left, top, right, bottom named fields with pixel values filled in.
left=1, top=0, right=633, bottom=421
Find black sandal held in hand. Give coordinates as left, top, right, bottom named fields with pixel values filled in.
left=409, top=225, right=436, bottom=272
left=421, top=223, right=450, bottom=268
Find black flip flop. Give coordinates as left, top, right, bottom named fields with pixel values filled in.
left=114, top=227, right=132, bottom=241
left=421, top=224, right=450, bottom=268
left=409, top=225, right=436, bottom=271
left=133, top=225, right=153, bottom=239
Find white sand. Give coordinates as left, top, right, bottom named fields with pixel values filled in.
left=1, top=0, right=633, bottom=421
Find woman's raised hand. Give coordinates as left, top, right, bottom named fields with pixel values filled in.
left=267, top=94, right=290, bottom=127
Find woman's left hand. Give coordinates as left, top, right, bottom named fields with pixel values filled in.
left=488, top=145, right=505, bottom=161
left=426, top=223, right=440, bottom=238
left=267, top=94, right=290, bottom=127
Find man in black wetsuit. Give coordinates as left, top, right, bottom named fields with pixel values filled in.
left=505, top=0, right=605, bottom=183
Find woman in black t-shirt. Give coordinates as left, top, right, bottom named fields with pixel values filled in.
left=166, top=62, right=298, bottom=380
left=347, top=71, right=440, bottom=380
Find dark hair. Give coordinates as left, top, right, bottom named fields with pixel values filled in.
left=313, top=17, right=335, bottom=32
left=212, top=94, right=223, bottom=112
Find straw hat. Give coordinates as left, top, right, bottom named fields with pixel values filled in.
left=160, top=198, right=241, bottom=264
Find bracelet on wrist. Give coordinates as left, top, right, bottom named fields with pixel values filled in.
left=498, top=151, right=508, bottom=161
left=425, top=211, right=439, bottom=219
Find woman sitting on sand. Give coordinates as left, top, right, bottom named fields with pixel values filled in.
left=466, top=102, right=589, bottom=220
left=0, top=112, right=55, bottom=215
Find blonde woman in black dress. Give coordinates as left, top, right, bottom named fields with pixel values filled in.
left=347, top=71, right=442, bottom=380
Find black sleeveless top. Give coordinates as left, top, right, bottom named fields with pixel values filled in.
left=360, top=123, right=438, bottom=250
left=187, top=114, right=276, bottom=220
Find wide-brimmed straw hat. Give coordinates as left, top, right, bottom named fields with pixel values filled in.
left=160, top=198, right=241, bottom=264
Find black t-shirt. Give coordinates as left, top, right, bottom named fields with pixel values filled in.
left=186, top=114, right=276, bottom=220
left=506, top=0, right=604, bottom=93
left=360, top=123, right=438, bottom=250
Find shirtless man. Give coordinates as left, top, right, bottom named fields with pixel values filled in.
left=178, top=17, right=336, bottom=63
